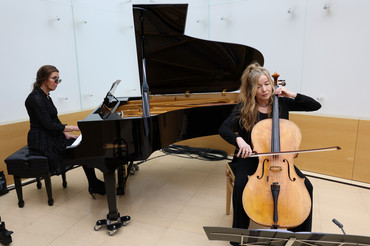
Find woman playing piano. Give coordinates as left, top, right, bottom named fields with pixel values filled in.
left=25, top=65, right=106, bottom=197
left=218, top=63, right=321, bottom=241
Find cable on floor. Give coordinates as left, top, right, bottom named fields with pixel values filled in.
left=162, top=144, right=229, bottom=161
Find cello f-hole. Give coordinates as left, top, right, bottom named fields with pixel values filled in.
left=257, top=158, right=269, bottom=179
left=283, top=159, right=296, bottom=182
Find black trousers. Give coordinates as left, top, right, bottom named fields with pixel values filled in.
left=231, top=157, right=313, bottom=232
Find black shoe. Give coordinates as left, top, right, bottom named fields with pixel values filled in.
left=88, top=179, right=106, bottom=199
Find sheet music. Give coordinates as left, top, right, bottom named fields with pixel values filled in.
left=71, top=135, right=82, bottom=147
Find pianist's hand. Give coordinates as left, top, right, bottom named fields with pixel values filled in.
left=64, top=132, right=79, bottom=139
left=64, top=125, right=80, bottom=132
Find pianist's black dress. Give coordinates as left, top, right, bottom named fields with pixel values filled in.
left=25, top=86, right=73, bottom=175
left=219, top=93, right=321, bottom=232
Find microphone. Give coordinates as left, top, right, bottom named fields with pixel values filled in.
left=332, top=218, right=346, bottom=235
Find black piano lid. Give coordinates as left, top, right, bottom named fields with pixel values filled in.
left=132, top=4, right=264, bottom=95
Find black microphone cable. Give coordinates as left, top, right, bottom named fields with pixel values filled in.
left=162, top=144, right=229, bottom=161
left=133, top=144, right=230, bottom=166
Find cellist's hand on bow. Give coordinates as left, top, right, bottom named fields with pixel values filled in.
left=236, top=137, right=253, bottom=158
left=275, top=87, right=297, bottom=98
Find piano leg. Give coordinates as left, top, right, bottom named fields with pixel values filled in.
left=94, top=170, right=131, bottom=236
left=105, top=170, right=118, bottom=219
left=116, top=165, right=125, bottom=195
left=116, top=161, right=137, bottom=195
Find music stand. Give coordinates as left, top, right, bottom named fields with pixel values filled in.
left=98, top=80, right=122, bottom=119
left=203, top=226, right=370, bottom=246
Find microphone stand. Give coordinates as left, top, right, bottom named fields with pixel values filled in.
left=332, top=218, right=346, bottom=235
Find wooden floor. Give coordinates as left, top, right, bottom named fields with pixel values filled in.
left=1, top=151, right=369, bottom=246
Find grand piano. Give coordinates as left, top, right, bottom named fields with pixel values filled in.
left=63, top=4, right=264, bottom=235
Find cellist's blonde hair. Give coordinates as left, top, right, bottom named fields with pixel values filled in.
left=238, top=63, right=274, bottom=131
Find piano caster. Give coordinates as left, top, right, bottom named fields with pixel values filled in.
left=129, top=169, right=135, bottom=175
left=108, top=229, right=117, bottom=236
left=129, top=164, right=139, bottom=175
left=94, top=214, right=131, bottom=236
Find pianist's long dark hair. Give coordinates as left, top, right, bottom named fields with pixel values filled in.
left=237, top=63, right=274, bottom=132
left=33, top=65, right=59, bottom=89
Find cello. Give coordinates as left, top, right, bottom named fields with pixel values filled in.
left=242, top=72, right=311, bottom=229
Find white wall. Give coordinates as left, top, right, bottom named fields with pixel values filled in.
left=1, top=0, right=369, bottom=124
left=0, top=0, right=81, bottom=123
left=0, top=0, right=141, bottom=123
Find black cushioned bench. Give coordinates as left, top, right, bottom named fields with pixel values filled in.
left=4, top=146, right=67, bottom=208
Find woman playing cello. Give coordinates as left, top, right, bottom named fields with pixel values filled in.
left=218, top=63, right=321, bottom=239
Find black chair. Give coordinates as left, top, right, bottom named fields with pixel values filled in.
left=4, top=146, right=67, bottom=207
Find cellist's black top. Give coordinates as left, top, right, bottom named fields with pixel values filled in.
left=218, top=93, right=321, bottom=152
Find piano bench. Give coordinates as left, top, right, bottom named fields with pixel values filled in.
left=4, top=146, right=67, bottom=208
left=225, top=162, right=235, bottom=215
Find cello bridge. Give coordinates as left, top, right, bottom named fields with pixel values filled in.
left=269, top=166, right=282, bottom=172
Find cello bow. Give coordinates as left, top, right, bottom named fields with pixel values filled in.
left=245, top=146, right=341, bottom=158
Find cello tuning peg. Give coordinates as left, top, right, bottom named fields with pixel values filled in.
left=278, top=80, right=286, bottom=86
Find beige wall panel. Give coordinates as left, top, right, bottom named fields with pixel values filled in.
left=290, top=114, right=358, bottom=180
left=58, top=110, right=92, bottom=126
left=0, top=121, right=29, bottom=185
left=353, top=120, right=370, bottom=183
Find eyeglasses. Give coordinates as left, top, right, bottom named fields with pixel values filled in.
left=51, top=76, right=62, bottom=84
